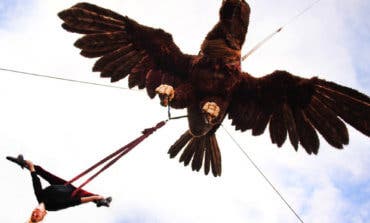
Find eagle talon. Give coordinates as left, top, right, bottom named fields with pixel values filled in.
left=155, top=84, right=175, bottom=107
left=202, top=102, right=220, bottom=123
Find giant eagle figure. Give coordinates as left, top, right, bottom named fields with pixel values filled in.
left=58, top=0, right=370, bottom=177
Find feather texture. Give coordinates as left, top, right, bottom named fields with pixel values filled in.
left=169, top=131, right=221, bottom=177
left=146, top=70, right=163, bottom=98
left=293, top=109, right=319, bottom=154
left=282, top=104, right=299, bottom=149
left=229, top=70, right=369, bottom=154
left=269, top=106, right=287, bottom=147
left=59, top=2, right=191, bottom=96
left=58, top=8, right=124, bottom=33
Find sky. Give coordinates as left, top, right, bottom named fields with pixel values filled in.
left=0, top=0, right=369, bottom=222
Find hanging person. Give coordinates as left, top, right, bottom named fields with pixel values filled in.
left=6, top=154, right=112, bottom=223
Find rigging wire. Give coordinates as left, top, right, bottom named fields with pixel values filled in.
left=221, top=125, right=305, bottom=223
left=0, top=67, right=134, bottom=91
left=242, top=0, right=323, bottom=61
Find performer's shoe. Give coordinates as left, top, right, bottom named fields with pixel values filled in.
left=96, top=196, right=112, bottom=207
left=6, top=154, right=27, bottom=169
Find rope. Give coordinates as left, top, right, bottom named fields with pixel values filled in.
left=242, top=0, right=322, bottom=61
left=68, top=120, right=167, bottom=197
left=221, top=125, right=305, bottom=223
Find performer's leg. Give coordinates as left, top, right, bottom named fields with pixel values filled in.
left=73, top=188, right=96, bottom=197
left=35, top=165, right=105, bottom=203
left=70, top=186, right=111, bottom=207
left=6, top=155, right=99, bottom=198
left=34, top=165, right=67, bottom=185
left=71, top=187, right=113, bottom=207
left=34, top=165, right=97, bottom=197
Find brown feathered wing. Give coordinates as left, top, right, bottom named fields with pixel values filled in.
left=229, top=70, right=370, bottom=154
left=58, top=2, right=194, bottom=99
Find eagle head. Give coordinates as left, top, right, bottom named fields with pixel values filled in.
left=220, top=0, right=250, bottom=48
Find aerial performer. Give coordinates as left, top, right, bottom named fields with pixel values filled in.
left=58, top=0, right=370, bottom=177
left=6, top=155, right=112, bottom=223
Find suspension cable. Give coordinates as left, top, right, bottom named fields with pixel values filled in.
left=221, top=125, right=305, bottom=223
left=242, top=0, right=323, bottom=61
left=1, top=66, right=189, bottom=120
left=0, top=67, right=134, bottom=91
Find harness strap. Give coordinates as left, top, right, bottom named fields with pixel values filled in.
left=67, top=120, right=167, bottom=196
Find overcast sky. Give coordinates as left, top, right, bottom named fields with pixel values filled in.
left=1, top=0, right=369, bottom=222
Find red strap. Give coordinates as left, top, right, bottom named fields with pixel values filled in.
left=67, top=120, right=167, bottom=196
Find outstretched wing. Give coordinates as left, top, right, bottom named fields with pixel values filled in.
left=229, top=70, right=370, bottom=154
left=58, top=2, right=194, bottom=98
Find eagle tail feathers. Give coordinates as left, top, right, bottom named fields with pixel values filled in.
left=168, top=130, right=222, bottom=177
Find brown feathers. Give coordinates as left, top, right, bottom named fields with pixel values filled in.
left=229, top=70, right=370, bottom=154
left=168, top=131, right=222, bottom=177
left=58, top=8, right=124, bottom=34
left=75, top=32, right=129, bottom=58
left=269, top=105, right=287, bottom=147
left=72, top=2, right=126, bottom=21
left=128, top=55, right=151, bottom=89
left=315, top=83, right=370, bottom=136
left=168, top=131, right=193, bottom=158
left=293, top=109, right=319, bottom=154
left=93, top=43, right=134, bottom=72
left=251, top=111, right=270, bottom=136
left=146, top=70, right=162, bottom=98
left=282, top=104, right=299, bottom=150
left=59, top=2, right=190, bottom=98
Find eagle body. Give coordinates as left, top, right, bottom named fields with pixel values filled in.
left=58, top=0, right=370, bottom=177
left=186, top=61, right=232, bottom=135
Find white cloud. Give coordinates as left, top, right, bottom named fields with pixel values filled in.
left=1, top=0, right=369, bottom=223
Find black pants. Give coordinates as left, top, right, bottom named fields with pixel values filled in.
left=34, top=165, right=95, bottom=198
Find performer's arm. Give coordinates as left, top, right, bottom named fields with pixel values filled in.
left=80, top=195, right=104, bottom=203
